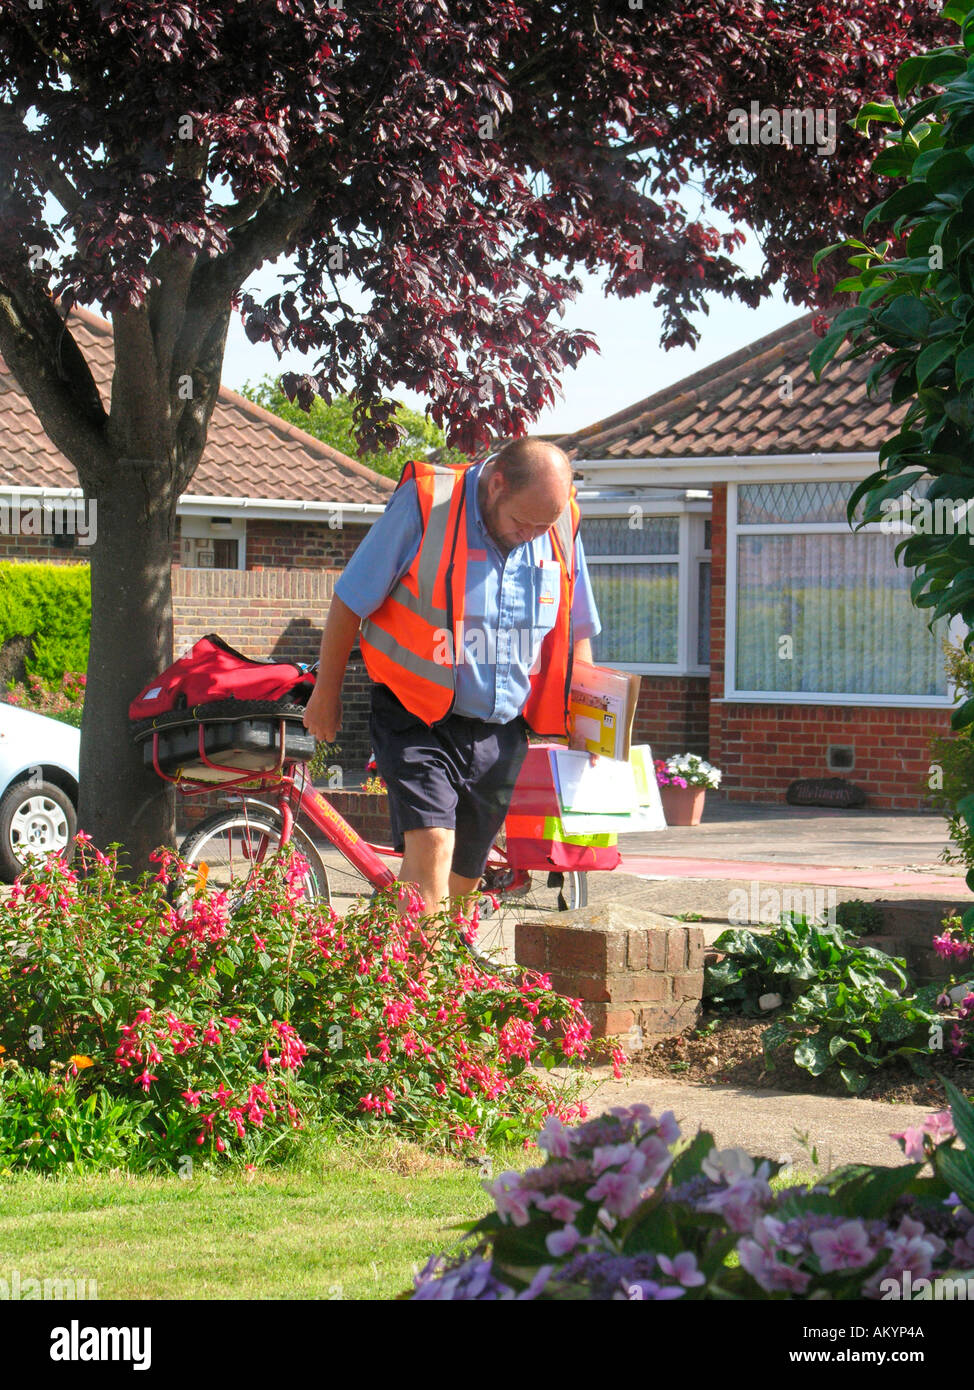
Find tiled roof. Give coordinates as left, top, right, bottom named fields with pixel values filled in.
left=0, top=306, right=394, bottom=504
left=555, top=312, right=903, bottom=461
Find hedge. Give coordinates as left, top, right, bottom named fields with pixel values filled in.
left=0, top=562, right=90, bottom=683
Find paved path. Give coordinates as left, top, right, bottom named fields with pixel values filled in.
left=583, top=1071, right=935, bottom=1175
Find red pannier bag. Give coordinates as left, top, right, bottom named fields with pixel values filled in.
left=128, top=634, right=314, bottom=720
left=504, top=744, right=622, bottom=872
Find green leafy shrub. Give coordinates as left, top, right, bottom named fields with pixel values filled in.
left=0, top=1063, right=151, bottom=1174
left=705, top=915, right=909, bottom=1015
left=706, top=915, right=940, bottom=1094
left=0, top=561, right=90, bottom=683
left=761, top=980, right=939, bottom=1095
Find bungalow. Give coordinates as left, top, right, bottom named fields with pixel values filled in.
left=0, top=305, right=394, bottom=767
left=556, top=311, right=958, bottom=811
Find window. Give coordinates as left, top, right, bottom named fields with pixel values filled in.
left=728, top=481, right=951, bottom=703
left=179, top=517, right=245, bottom=569
left=581, top=510, right=710, bottom=672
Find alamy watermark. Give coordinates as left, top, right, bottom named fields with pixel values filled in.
left=0, top=1268, right=98, bottom=1299
left=727, top=102, right=837, bottom=157
left=728, top=882, right=838, bottom=928
left=0, top=493, right=96, bottom=545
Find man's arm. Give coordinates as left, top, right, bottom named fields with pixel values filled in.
left=302, top=481, right=424, bottom=743
left=303, top=595, right=362, bottom=742
left=574, top=636, right=593, bottom=664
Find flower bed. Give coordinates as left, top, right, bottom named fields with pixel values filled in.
left=0, top=838, right=616, bottom=1172
left=410, top=1085, right=974, bottom=1300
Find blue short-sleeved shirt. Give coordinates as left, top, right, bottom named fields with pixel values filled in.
left=335, top=460, right=601, bottom=722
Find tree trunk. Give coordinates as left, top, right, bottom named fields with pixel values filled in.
left=78, top=468, right=179, bottom=873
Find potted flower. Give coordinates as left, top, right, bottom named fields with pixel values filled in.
left=655, top=754, right=721, bottom=826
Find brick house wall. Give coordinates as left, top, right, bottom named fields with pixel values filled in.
left=630, top=675, right=709, bottom=761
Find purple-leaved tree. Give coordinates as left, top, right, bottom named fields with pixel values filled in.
left=0, top=0, right=951, bottom=865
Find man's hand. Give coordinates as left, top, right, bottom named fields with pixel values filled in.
left=303, top=683, right=342, bottom=743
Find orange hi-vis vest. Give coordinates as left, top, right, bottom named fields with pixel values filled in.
left=359, top=459, right=579, bottom=735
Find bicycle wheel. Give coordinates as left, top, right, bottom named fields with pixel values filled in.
left=177, top=808, right=329, bottom=909
left=468, top=867, right=588, bottom=970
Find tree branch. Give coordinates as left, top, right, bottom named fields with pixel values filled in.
left=0, top=280, right=110, bottom=481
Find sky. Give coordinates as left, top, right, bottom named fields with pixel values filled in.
left=219, top=210, right=805, bottom=440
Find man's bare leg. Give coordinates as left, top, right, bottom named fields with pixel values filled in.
left=398, top=827, right=482, bottom=920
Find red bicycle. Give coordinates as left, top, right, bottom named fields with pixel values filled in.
left=139, top=697, right=589, bottom=968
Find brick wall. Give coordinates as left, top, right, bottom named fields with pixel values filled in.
left=630, top=675, right=709, bottom=759
left=244, top=519, right=363, bottom=569
left=709, top=484, right=954, bottom=809
left=172, top=566, right=373, bottom=772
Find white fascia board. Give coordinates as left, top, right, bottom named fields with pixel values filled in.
left=0, top=486, right=386, bottom=522
left=577, top=495, right=712, bottom=516
left=574, top=453, right=879, bottom=487
left=175, top=494, right=385, bottom=521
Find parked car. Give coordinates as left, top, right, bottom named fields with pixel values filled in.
left=0, top=703, right=80, bottom=881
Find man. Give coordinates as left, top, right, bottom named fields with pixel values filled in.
left=302, top=437, right=601, bottom=912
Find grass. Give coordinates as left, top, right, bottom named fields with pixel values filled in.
left=0, top=1131, right=531, bottom=1301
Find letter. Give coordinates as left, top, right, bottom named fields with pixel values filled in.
left=782, top=887, right=815, bottom=922
left=728, top=886, right=749, bottom=925
left=102, top=1326, right=130, bottom=1361
left=132, top=1328, right=152, bottom=1372
left=727, top=108, right=749, bottom=145
left=759, top=106, right=781, bottom=146
left=879, top=1276, right=901, bottom=1300
left=79, top=1325, right=100, bottom=1361
left=464, top=625, right=485, bottom=664
left=19, top=503, right=42, bottom=535
left=76, top=500, right=96, bottom=546
left=21, top=1276, right=40, bottom=1299
left=913, top=497, right=932, bottom=534
left=432, top=627, right=454, bottom=665
left=816, top=107, right=837, bottom=156
left=760, top=886, right=779, bottom=925
left=50, top=1327, right=71, bottom=1361
left=934, top=497, right=957, bottom=536
left=44, top=1277, right=74, bottom=1300
left=783, top=107, right=815, bottom=146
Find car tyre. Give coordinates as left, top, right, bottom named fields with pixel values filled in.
left=0, top=778, right=77, bottom=882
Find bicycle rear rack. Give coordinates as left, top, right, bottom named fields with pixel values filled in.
left=148, top=718, right=291, bottom=796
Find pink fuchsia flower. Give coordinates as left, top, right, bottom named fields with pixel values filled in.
left=221, top=1016, right=242, bottom=1033
left=135, top=1069, right=157, bottom=1092
left=545, top=1225, right=581, bottom=1257
left=536, top=1194, right=583, bottom=1224
left=489, top=1171, right=534, bottom=1227
left=656, top=1252, right=706, bottom=1288
left=809, top=1220, right=874, bottom=1272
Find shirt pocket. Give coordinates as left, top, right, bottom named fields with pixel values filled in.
left=532, top=561, right=560, bottom=635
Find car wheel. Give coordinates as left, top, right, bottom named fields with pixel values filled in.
left=0, top=779, right=77, bottom=882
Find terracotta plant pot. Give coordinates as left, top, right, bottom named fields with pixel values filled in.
left=659, top=785, right=706, bottom=826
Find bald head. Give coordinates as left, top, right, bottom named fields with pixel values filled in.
left=491, top=438, right=573, bottom=499
left=479, top=437, right=573, bottom=554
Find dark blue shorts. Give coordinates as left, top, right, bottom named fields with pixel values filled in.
left=368, top=683, right=530, bottom=879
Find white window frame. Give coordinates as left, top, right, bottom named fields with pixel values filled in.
left=722, top=480, right=960, bottom=708
left=581, top=499, right=711, bottom=676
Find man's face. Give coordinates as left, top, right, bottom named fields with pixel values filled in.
left=480, top=469, right=567, bottom=554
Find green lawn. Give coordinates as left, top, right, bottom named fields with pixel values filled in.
left=0, top=1137, right=511, bottom=1300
